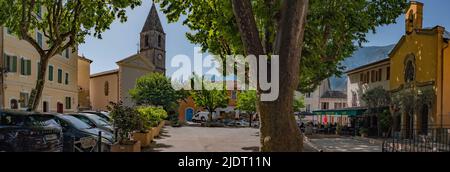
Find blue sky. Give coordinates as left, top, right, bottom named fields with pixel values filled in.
left=79, top=0, right=450, bottom=76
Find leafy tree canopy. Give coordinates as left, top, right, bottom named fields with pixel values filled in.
left=130, top=73, right=189, bottom=111
left=155, top=0, right=407, bottom=93
left=236, top=90, right=257, bottom=114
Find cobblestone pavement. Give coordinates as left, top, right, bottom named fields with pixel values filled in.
left=308, top=137, right=382, bottom=152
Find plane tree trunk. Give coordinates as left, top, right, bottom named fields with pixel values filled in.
left=231, top=0, right=309, bottom=152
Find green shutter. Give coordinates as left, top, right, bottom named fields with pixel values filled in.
left=65, top=73, right=69, bottom=85
left=20, top=58, right=24, bottom=75
left=48, top=65, right=53, bottom=81
left=12, top=56, right=17, bottom=72
left=65, top=97, right=71, bottom=109
left=58, top=69, right=62, bottom=83
left=27, top=60, right=31, bottom=75
left=3, top=54, right=9, bottom=72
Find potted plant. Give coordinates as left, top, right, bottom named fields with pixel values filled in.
left=145, top=107, right=167, bottom=138
left=131, top=106, right=155, bottom=148
left=359, top=128, right=369, bottom=138
left=108, top=102, right=141, bottom=152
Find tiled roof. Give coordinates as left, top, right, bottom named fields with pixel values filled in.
left=90, top=69, right=119, bottom=78
left=321, top=91, right=347, bottom=99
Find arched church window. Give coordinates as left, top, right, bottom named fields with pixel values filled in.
left=104, top=81, right=109, bottom=96
left=158, top=35, right=162, bottom=48
left=145, top=34, right=149, bottom=47
left=404, top=56, right=415, bottom=83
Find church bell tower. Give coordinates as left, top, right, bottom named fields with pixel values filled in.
left=140, top=3, right=166, bottom=74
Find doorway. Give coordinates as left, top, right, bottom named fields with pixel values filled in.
left=43, top=101, right=49, bottom=112
left=57, top=102, right=63, bottom=113
left=185, top=108, right=194, bottom=121
left=420, top=104, right=429, bottom=135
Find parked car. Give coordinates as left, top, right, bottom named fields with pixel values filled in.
left=42, top=113, right=114, bottom=152
left=80, top=111, right=111, bottom=122
left=192, top=112, right=218, bottom=122
left=0, top=110, right=63, bottom=152
left=69, top=113, right=114, bottom=133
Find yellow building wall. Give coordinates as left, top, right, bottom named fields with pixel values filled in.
left=90, top=73, right=119, bottom=111
left=77, top=57, right=91, bottom=108
left=3, top=27, right=78, bottom=112
left=442, top=42, right=450, bottom=126
left=390, top=32, right=439, bottom=90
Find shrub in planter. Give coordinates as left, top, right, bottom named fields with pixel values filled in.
left=108, top=102, right=141, bottom=152
left=137, top=106, right=167, bottom=138
left=359, top=128, right=369, bottom=137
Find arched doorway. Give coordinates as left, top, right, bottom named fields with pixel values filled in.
left=43, top=101, right=49, bottom=112
left=10, top=99, right=18, bottom=109
left=420, top=104, right=429, bottom=135
left=57, top=102, right=63, bottom=113
left=185, top=108, right=194, bottom=121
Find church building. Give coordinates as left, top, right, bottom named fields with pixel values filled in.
left=90, top=3, right=166, bottom=110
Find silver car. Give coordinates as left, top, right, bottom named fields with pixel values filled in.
left=69, top=113, right=114, bottom=133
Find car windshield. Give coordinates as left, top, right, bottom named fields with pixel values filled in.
left=60, top=115, right=92, bottom=130
left=83, top=111, right=110, bottom=121
left=86, top=114, right=109, bottom=126
left=26, top=115, right=59, bottom=127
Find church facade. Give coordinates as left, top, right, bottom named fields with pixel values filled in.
left=90, top=3, right=166, bottom=110
left=389, top=1, right=450, bottom=132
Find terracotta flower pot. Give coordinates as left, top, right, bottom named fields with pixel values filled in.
left=132, top=132, right=152, bottom=147
left=151, top=127, right=159, bottom=138
left=111, top=141, right=141, bottom=152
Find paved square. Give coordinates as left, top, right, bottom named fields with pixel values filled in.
left=146, top=126, right=261, bottom=152
left=309, top=137, right=382, bottom=152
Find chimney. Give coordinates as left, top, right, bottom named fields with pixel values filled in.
left=405, top=1, right=424, bottom=34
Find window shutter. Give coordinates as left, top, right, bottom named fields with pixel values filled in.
left=48, top=65, right=53, bottom=81
left=27, top=60, right=31, bottom=75
left=3, top=54, right=9, bottom=72
left=58, top=69, right=62, bottom=83
left=12, top=56, right=17, bottom=72
left=65, top=73, right=69, bottom=85
left=20, top=58, right=25, bottom=75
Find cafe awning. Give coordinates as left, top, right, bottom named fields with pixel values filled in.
left=313, top=107, right=367, bottom=117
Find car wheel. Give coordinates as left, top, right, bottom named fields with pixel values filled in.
left=201, top=117, right=206, bottom=122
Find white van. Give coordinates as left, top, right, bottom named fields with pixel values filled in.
left=192, top=112, right=218, bottom=122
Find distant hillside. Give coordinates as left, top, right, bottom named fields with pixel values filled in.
left=329, top=44, right=395, bottom=91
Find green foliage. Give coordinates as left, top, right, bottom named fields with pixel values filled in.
left=0, top=0, right=142, bottom=47
left=0, top=0, right=143, bottom=110
left=293, top=95, right=305, bottom=112
left=359, top=128, right=369, bottom=136
left=379, top=110, right=392, bottom=133
left=191, top=81, right=229, bottom=121
left=137, top=106, right=168, bottom=130
left=361, top=86, right=391, bottom=113
left=129, top=73, right=189, bottom=111
left=155, top=0, right=407, bottom=92
left=107, top=101, right=140, bottom=144
left=236, top=90, right=257, bottom=114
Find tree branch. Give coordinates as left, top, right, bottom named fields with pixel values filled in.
left=231, top=0, right=265, bottom=56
